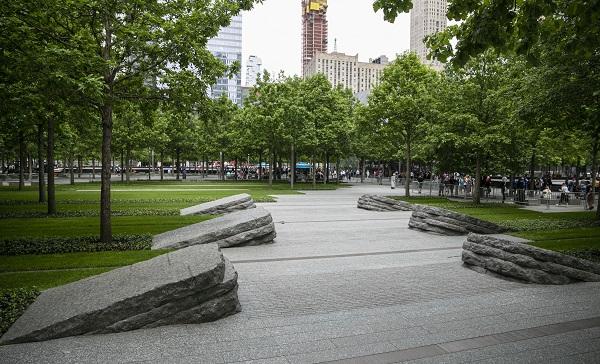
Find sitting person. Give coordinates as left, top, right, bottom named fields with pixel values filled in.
left=542, top=185, right=551, bottom=199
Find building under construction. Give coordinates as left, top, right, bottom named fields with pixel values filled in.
left=302, top=0, right=328, bottom=77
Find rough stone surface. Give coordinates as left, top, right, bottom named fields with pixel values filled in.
left=357, top=194, right=413, bottom=211
left=152, top=206, right=276, bottom=250
left=409, top=205, right=507, bottom=235
left=180, top=193, right=255, bottom=216
left=462, top=233, right=600, bottom=284
left=0, top=244, right=240, bottom=345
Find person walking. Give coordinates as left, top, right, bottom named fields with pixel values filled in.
left=501, top=175, right=508, bottom=203
left=391, top=171, right=397, bottom=189
left=417, top=174, right=424, bottom=194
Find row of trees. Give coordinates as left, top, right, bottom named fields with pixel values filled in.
left=1, top=0, right=262, bottom=242
left=371, top=0, right=599, bottom=216
left=2, top=0, right=598, bottom=242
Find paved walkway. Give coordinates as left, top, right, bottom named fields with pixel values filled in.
left=2, top=184, right=599, bottom=363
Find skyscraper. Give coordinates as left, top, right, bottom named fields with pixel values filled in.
left=410, top=0, right=447, bottom=71
left=301, top=0, right=328, bottom=77
left=207, top=15, right=243, bottom=106
left=245, top=55, right=263, bottom=87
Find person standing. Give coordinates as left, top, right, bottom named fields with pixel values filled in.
left=391, top=171, right=397, bottom=189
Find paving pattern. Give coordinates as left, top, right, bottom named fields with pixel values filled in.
left=2, top=184, right=599, bottom=363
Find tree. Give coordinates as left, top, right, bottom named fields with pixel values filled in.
left=5, top=0, right=261, bottom=241
left=366, top=53, right=439, bottom=196
left=433, top=52, right=513, bottom=203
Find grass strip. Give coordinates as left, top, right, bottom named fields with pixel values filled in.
left=0, top=268, right=114, bottom=290
left=0, top=250, right=170, bottom=272
left=0, top=215, right=211, bottom=240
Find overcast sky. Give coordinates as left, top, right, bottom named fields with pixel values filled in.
left=241, top=0, right=411, bottom=83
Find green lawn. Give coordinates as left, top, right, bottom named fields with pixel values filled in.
left=0, top=181, right=342, bottom=217
left=394, top=196, right=596, bottom=231
left=0, top=250, right=171, bottom=290
left=0, top=180, right=343, bottom=291
left=0, top=215, right=211, bottom=239
left=0, top=250, right=170, bottom=273
left=0, top=269, right=114, bottom=290
left=394, top=196, right=599, bottom=261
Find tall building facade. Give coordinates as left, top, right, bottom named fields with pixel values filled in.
left=245, top=55, right=262, bottom=87
left=207, top=15, right=243, bottom=106
left=410, top=0, right=447, bottom=71
left=304, top=51, right=388, bottom=94
left=302, top=0, right=328, bottom=77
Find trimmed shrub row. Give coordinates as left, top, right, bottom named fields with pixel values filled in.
left=0, top=198, right=211, bottom=206
left=0, top=209, right=179, bottom=219
left=0, top=235, right=152, bottom=256
left=0, top=288, right=40, bottom=336
left=562, top=249, right=600, bottom=263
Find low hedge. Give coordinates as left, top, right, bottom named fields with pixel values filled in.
left=0, top=288, right=40, bottom=336
left=561, top=249, right=600, bottom=263
left=0, top=209, right=179, bottom=219
left=0, top=234, right=152, bottom=256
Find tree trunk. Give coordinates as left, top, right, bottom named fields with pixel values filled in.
left=176, top=148, right=181, bottom=181
left=360, top=158, right=365, bottom=183
left=37, top=124, right=45, bottom=202
left=220, top=151, right=225, bottom=181
left=258, top=152, right=262, bottom=181
left=473, top=154, right=481, bottom=204
left=100, top=103, right=113, bottom=244
left=269, top=150, right=274, bottom=187
left=529, top=149, right=536, bottom=189
left=18, top=131, right=25, bottom=191
left=290, top=143, right=295, bottom=189
left=234, top=158, right=238, bottom=181
left=27, top=153, right=33, bottom=181
left=92, top=159, right=96, bottom=180
left=125, top=145, right=131, bottom=183
left=404, top=145, right=411, bottom=197
left=325, top=153, right=329, bottom=184
left=160, top=152, right=164, bottom=181
left=312, top=155, right=316, bottom=190
left=78, top=156, right=82, bottom=178
left=47, top=117, right=56, bottom=214
left=120, top=150, right=124, bottom=182
left=590, top=135, right=599, bottom=218
left=336, top=158, right=340, bottom=184
left=69, top=157, right=75, bottom=185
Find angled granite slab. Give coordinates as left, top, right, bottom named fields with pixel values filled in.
left=409, top=205, right=507, bottom=235
left=462, top=233, right=600, bottom=284
left=0, top=243, right=240, bottom=345
left=153, top=206, right=276, bottom=250
left=357, top=195, right=413, bottom=212
left=181, top=193, right=255, bottom=216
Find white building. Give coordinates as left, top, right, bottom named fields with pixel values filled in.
left=410, top=0, right=447, bottom=71
left=207, top=15, right=243, bottom=106
left=245, top=55, right=262, bottom=87
left=304, top=51, right=388, bottom=95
